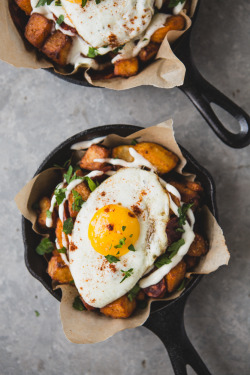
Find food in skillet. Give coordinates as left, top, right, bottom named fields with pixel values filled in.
left=14, top=0, right=188, bottom=78
left=35, top=138, right=208, bottom=318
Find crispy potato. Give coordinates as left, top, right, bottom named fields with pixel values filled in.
left=185, top=255, right=198, bottom=270
left=15, top=0, right=32, bottom=15
left=166, top=216, right=182, bottom=246
left=25, top=13, right=53, bottom=49
left=111, top=145, right=134, bottom=162
left=165, top=260, right=186, bottom=293
left=134, top=142, right=179, bottom=174
left=169, top=181, right=201, bottom=208
left=80, top=297, right=96, bottom=311
left=41, top=30, right=72, bottom=65
left=139, top=42, right=159, bottom=62
left=37, top=197, right=56, bottom=229
left=151, top=15, right=185, bottom=43
left=186, top=181, right=203, bottom=192
left=100, top=295, right=136, bottom=318
left=47, top=253, right=72, bottom=283
left=188, top=233, right=208, bottom=257
left=143, top=278, right=167, bottom=298
left=79, top=144, right=111, bottom=171
left=55, top=218, right=69, bottom=249
left=136, top=290, right=146, bottom=301
left=114, top=57, right=139, bottom=77
left=68, top=182, right=90, bottom=218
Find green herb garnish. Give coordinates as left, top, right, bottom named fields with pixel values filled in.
left=57, top=247, right=67, bottom=254
left=63, top=218, right=73, bottom=235
left=114, top=237, right=126, bottom=249
left=46, top=210, right=52, bottom=218
left=83, top=176, right=97, bottom=192
left=128, top=244, right=136, bottom=252
left=154, top=239, right=185, bottom=268
left=55, top=0, right=61, bottom=5
left=54, top=187, right=66, bottom=205
left=154, top=253, right=172, bottom=268
left=168, top=0, right=185, bottom=8
left=176, top=227, right=185, bottom=233
left=56, top=15, right=64, bottom=25
left=177, top=278, right=186, bottom=292
left=73, top=296, right=86, bottom=311
left=72, top=190, right=84, bottom=212
left=129, top=234, right=133, bottom=238
left=131, top=139, right=138, bottom=145
left=36, top=0, right=53, bottom=7
left=128, top=284, right=140, bottom=301
left=122, top=226, right=126, bottom=231
left=178, top=203, right=193, bottom=227
left=34, top=310, right=40, bottom=317
left=120, top=268, right=133, bottom=283
left=87, top=47, right=99, bottom=58
left=64, top=165, right=73, bottom=184
left=82, top=0, right=87, bottom=6
left=36, top=238, right=54, bottom=255
left=113, top=45, right=124, bottom=54
left=105, top=255, right=120, bottom=263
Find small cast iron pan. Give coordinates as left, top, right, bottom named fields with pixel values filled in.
left=23, top=124, right=217, bottom=375
left=44, top=0, right=250, bottom=149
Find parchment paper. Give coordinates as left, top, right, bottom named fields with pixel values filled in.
left=15, top=120, right=230, bottom=344
left=1, top=0, right=198, bottom=89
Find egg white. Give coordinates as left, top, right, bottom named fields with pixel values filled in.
left=61, top=0, right=155, bottom=48
left=69, top=168, right=170, bottom=308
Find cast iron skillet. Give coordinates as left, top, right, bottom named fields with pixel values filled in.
left=46, top=0, right=250, bottom=149
left=22, top=124, right=217, bottom=375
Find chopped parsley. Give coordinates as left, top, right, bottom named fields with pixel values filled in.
left=122, top=226, right=126, bottom=231
left=56, top=15, right=64, bottom=25
left=105, top=255, right=120, bottom=263
left=69, top=280, right=75, bottom=285
left=129, top=234, right=133, bottom=238
left=46, top=210, right=52, bottom=218
left=64, top=165, right=73, bottom=184
left=54, top=187, right=66, bottom=205
left=131, top=139, right=138, bottom=145
left=143, top=38, right=148, bottom=42
left=176, top=227, right=185, bottom=233
left=36, top=238, right=54, bottom=255
left=128, top=244, right=136, bottom=252
left=63, top=217, right=73, bottom=235
left=72, top=190, right=84, bottom=212
left=87, top=47, right=99, bottom=58
left=114, top=237, right=126, bottom=249
left=113, top=45, right=124, bottom=54
left=128, top=284, right=140, bottom=301
left=55, top=0, right=61, bottom=5
left=73, top=296, right=86, bottom=311
left=83, top=176, right=98, bottom=192
left=168, top=0, right=185, bottom=8
left=120, top=268, right=133, bottom=283
left=57, top=247, right=67, bottom=254
left=34, top=310, right=40, bottom=317
left=154, top=239, right=185, bottom=268
left=36, top=0, right=53, bottom=7
left=177, top=278, right=186, bottom=292
left=82, top=0, right=87, bottom=6
left=178, top=203, right=193, bottom=227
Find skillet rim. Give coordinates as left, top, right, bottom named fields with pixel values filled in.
left=22, top=123, right=217, bottom=313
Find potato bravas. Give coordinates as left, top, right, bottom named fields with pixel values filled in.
left=13, top=0, right=188, bottom=78
left=34, top=136, right=208, bottom=319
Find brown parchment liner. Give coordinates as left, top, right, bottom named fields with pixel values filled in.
left=15, top=120, right=230, bottom=344
left=1, top=0, right=198, bottom=90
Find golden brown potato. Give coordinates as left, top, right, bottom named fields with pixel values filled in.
left=169, top=181, right=201, bottom=208
left=68, top=182, right=90, bottom=218
left=80, top=297, right=96, bottom=311
left=143, top=278, right=167, bottom=298
left=185, top=255, right=198, bottom=270
left=47, top=252, right=72, bottom=283
left=114, top=57, right=139, bottom=77
left=136, top=290, right=146, bottom=301
left=165, top=260, right=186, bottom=293
left=37, top=197, right=56, bottom=229
left=55, top=218, right=69, bottom=249
left=151, top=15, right=185, bottom=43
left=100, top=295, right=136, bottom=318
left=188, top=233, right=208, bottom=257
left=41, top=30, right=72, bottom=65
left=25, top=13, right=53, bottom=49
left=185, top=181, right=204, bottom=192
left=79, top=144, right=111, bottom=171
left=134, top=142, right=179, bottom=174
left=139, top=42, right=159, bottom=62
left=15, top=0, right=32, bottom=15
left=111, top=145, right=134, bottom=162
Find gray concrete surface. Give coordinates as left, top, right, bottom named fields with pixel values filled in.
left=0, top=0, right=250, bottom=374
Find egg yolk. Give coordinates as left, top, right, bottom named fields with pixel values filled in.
left=88, top=204, right=140, bottom=257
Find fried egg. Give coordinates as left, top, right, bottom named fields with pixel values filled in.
left=61, top=0, right=155, bottom=48
left=69, top=168, right=170, bottom=308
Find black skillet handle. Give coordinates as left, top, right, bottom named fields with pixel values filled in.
left=143, top=296, right=212, bottom=375
left=176, top=39, right=250, bottom=148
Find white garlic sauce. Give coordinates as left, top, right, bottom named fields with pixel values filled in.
left=55, top=239, right=70, bottom=266
left=71, top=136, right=106, bottom=150
left=173, top=0, right=186, bottom=15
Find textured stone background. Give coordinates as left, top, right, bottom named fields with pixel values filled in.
left=0, top=0, right=249, bottom=374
